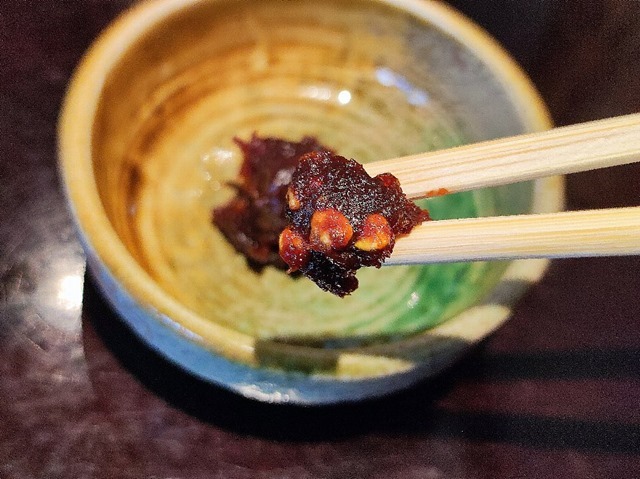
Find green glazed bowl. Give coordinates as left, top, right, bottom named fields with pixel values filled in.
left=59, top=0, right=564, bottom=404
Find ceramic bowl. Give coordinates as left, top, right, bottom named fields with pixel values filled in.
left=59, top=0, right=564, bottom=404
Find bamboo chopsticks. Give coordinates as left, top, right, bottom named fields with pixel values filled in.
left=387, top=207, right=640, bottom=265
left=364, top=113, right=640, bottom=264
left=365, top=113, right=640, bottom=199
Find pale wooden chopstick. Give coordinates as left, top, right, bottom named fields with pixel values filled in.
left=387, top=206, right=640, bottom=265
left=365, top=113, right=640, bottom=199
left=363, top=113, right=640, bottom=264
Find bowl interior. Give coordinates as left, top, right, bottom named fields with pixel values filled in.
left=88, top=0, right=546, bottom=347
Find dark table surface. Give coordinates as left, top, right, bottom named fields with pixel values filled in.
left=1, top=1, right=639, bottom=478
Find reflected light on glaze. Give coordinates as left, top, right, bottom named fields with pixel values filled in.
left=299, top=86, right=352, bottom=105
left=407, top=291, right=420, bottom=308
left=300, top=85, right=333, bottom=102
left=200, top=148, right=235, bottom=191
left=236, top=383, right=297, bottom=403
left=375, top=67, right=430, bottom=106
left=337, top=89, right=352, bottom=105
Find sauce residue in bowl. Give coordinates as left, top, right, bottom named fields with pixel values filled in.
left=212, top=134, right=331, bottom=272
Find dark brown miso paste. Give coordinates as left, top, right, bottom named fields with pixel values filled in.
left=213, top=135, right=429, bottom=296
left=212, top=134, right=331, bottom=272
left=279, top=151, right=429, bottom=296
